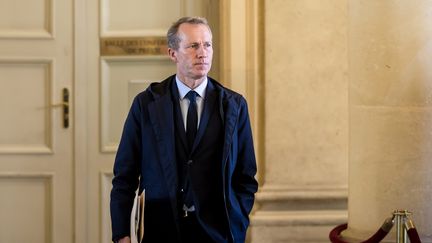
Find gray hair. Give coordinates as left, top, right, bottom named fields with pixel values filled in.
left=167, top=16, right=212, bottom=50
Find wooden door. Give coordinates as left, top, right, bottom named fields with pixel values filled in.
left=0, top=0, right=74, bottom=242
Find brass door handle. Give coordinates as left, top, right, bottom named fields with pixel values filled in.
left=51, top=88, right=69, bottom=128
left=51, top=102, right=69, bottom=108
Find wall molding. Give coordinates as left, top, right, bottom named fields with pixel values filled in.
left=250, top=184, right=348, bottom=242
left=0, top=0, right=54, bottom=39
left=252, top=210, right=347, bottom=227
left=257, top=185, right=348, bottom=201
left=0, top=58, right=54, bottom=154
left=100, top=171, right=113, bottom=243
left=99, top=56, right=173, bottom=153
left=256, top=185, right=347, bottom=211
left=219, top=0, right=265, bottom=184
left=0, top=173, right=54, bottom=243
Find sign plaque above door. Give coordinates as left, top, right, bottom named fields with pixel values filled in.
left=100, top=37, right=168, bottom=56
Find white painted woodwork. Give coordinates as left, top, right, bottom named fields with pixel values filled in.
left=0, top=0, right=53, bottom=38
left=100, top=57, right=175, bottom=152
left=0, top=0, right=73, bottom=242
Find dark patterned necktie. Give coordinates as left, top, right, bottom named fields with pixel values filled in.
left=185, top=91, right=198, bottom=150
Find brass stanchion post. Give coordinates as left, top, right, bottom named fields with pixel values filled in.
left=394, top=210, right=411, bottom=243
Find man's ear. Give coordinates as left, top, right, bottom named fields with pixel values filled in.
left=168, top=48, right=177, bottom=62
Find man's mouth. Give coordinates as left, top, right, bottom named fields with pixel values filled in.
left=194, top=63, right=209, bottom=69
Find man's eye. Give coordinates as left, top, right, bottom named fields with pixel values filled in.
left=190, top=44, right=199, bottom=49
left=204, top=43, right=212, bottom=48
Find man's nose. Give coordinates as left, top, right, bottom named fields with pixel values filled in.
left=196, top=44, right=207, bottom=58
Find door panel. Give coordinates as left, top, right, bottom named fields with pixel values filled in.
left=0, top=0, right=73, bottom=242
left=0, top=59, right=53, bottom=153
left=0, top=0, right=53, bottom=38
left=100, top=58, right=175, bottom=152
left=0, top=175, right=52, bottom=242
left=102, top=0, right=183, bottom=35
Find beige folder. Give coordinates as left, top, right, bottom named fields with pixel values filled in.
left=130, top=189, right=144, bottom=243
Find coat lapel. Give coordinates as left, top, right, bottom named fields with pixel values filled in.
left=220, top=94, right=239, bottom=166
left=169, top=79, right=189, bottom=152
left=191, top=81, right=217, bottom=153
left=173, top=100, right=189, bottom=152
left=148, top=94, right=178, bottom=199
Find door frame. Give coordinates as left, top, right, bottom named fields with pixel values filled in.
left=73, top=0, right=89, bottom=241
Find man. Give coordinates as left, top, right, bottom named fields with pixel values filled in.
left=110, top=16, right=258, bottom=243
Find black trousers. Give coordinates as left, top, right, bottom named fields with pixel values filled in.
left=179, top=212, right=215, bottom=243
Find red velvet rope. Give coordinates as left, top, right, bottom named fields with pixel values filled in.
left=329, top=223, right=348, bottom=243
left=330, top=214, right=422, bottom=243
left=329, top=222, right=392, bottom=243
left=407, top=228, right=421, bottom=243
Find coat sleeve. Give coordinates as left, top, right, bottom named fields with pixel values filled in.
left=231, top=98, right=258, bottom=242
left=232, top=97, right=259, bottom=225
left=110, top=96, right=143, bottom=241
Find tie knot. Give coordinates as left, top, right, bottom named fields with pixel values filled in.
left=185, top=90, right=198, bottom=103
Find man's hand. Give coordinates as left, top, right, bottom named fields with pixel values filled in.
left=117, top=236, right=131, bottom=243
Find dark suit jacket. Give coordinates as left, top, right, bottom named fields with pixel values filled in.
left=110, top=75, right=258, bottom=242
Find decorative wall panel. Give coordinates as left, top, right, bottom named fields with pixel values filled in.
left=0, top=59, right=53, bottom=154
left=101, top=0, right=185, bottom=36
left=0, top=174, right=52, bottom=243
left=100, top=57, right=175, bottom=152
left=100, top=171, right=113, bottom=243
left=0, top=0, right=53, bottom=38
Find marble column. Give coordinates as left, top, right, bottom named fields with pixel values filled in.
left=344, top=0, right=432, bottom=242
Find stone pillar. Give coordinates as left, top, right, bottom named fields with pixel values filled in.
left=344, top=1, right=432, bottom=242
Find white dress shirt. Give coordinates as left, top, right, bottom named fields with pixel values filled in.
left=175, top=76, right=207, bottom=131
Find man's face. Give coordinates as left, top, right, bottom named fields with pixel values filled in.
left=169, top=23, right=213, bottom=82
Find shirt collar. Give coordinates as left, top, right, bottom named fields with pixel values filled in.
left=175, top=75, right=207, bottom=100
